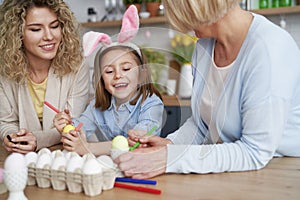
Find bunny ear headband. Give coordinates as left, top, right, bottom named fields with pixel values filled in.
left=83, top=5, right=140, bottom=57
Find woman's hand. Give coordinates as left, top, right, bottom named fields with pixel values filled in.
left=61, top=129, right=89, bottom=156
left=127, top=129, right=173, bottom=148
left=53, top=109, right=72, bottom=132
left=2, top=129, right=37, bottom=154
left=2, top=133, right=18, bottom=153
left=115, top=145, right=168, bottom=179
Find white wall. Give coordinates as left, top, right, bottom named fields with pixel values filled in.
left=65, top=0, right=106, bottom=23
left=267, top=14, right=300, bottom=47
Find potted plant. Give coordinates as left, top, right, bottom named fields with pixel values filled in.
left=123, top=0, right=143, bottom=13
left=145, top=0, right=161, bottom=17
left=143, top=47, right=167, bottom=93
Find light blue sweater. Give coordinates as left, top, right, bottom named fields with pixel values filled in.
left=73, top=94, right=164, bottom=141
left=166, top=13, right=300, bottom=174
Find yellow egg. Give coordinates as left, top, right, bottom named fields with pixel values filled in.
left=62, top=124, right=75, bottom=133
left=111, top=135, right=129, bottom=150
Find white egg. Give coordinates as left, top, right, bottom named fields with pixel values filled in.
left=63, top=150, right=80, bottom=162
left=96, top=155, right=114, bottom=170
left=36, top=153, right=52, bottom=169
left=51, top=156, right=67, bottom=170
left=4, top=153, right=26, bottom=171
left=82, top=158, right=102, bottom=175
left=25, top=152, right=38, bottom=166
left=82, top=153, right=95, bottom=162
left=38, top=148, right=51, bottom=156
left=51, top=149, right=63, bottom=159
left=66, top=156, right=84, bottom=172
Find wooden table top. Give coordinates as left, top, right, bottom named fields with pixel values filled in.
left=1, top=145, right=300, bottom=200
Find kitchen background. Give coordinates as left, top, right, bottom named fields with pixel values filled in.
left=65, top=0, right=300, bottom=45
left=64, top=0, right=300, bottom=96
left=1, top=0, right=297, bottom=135
left=63, top=0, right=300, bottom=136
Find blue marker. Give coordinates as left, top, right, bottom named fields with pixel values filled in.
left=115, top=177, right=157, bottom=185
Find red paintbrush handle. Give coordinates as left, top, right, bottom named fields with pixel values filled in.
left=114, top=182, right=161, bottom=195
left=75, top=122, right=83, bottom=131
left=44, top=101, right=60, bottom=113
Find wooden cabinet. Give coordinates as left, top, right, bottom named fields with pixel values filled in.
left=80, top=16, right=167, bottom=28
left=161, top=95, right=191, bottom=138
left=161, top=105, right=192, bottom=138
left=251, top=5, right=300, bottom=15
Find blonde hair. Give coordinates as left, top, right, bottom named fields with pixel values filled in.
left=93, top=46, right=162, bottom=111
left=0, top=0, right=83, bottom=83
left=163, top=0, right=240, bottom=32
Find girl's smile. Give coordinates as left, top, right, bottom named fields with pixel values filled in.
left=101, top=49, right=140, bottom=106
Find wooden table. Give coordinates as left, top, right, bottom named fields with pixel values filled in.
left=1, top=145, right=299, bottom=200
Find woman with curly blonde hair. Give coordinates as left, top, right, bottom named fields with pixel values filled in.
left=0, top=0, right=90, bottom=153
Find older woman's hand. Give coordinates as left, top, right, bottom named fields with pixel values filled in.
left=115, top=145, right=168, bottom=179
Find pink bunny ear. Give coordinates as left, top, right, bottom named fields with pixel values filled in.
left=118, top=5, right=139, bottom=43
left=83, top=31, right=112, bottom=57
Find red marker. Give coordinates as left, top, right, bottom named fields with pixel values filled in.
left=44, top=101, right=73, bottom=124
left=44, top=101, right=60, bottom=113
left=75, top=122, right=83, bottom=131
left=114, top=182, right=161, bottom=195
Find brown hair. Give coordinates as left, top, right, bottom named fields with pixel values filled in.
left=93, top=45, right=162, bottom=111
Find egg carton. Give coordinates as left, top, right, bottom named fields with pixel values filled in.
left=35, top=167, right=51, bottom=188
left=27, top=166, right=116, bottom=196
left=25, top=148, right=118, bottom=197
left=82, top=173, right=103, bottom=196
left=66, top=171, right=83, bottom=193
left=27, top=165, right=36, bottom=186
left=51, top=169, right=67, bottom=190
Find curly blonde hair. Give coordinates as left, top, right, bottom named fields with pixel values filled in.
left=0, top=0, right=83, bottom=83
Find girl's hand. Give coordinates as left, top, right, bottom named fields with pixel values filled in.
left=53, top=109, right=72, bottom=132
left=61, top=129, right=89, bottom=156
left=127, top=129, right=173, bottom=148
left=127, top=129, right=147, bottom=148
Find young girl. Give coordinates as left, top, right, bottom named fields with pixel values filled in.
left=53, top=5, right=164, bottom=156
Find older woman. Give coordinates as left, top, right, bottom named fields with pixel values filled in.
left=116, top=0, right=300, bottom=179
left=0, top=0, right=90, bottom=153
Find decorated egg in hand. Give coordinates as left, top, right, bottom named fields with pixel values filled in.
left=111, top=135, right=129, bottom=151
left=62, top=124, right=75, bottom=133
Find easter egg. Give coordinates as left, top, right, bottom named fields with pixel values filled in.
left=4, top=153, right=26, bottom=171
left=111, top=135, right=129, bottom=151
left=82, top=158, right=102, bottom=174
left=62, top=124, right=75, bottom=133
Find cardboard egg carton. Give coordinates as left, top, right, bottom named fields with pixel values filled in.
left=25, top=148, right=117, bottom=197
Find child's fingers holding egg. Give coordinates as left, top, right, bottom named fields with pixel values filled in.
left=127, top=129, right=145, bottom=143
left=53, top=113, right=70, bottom=132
